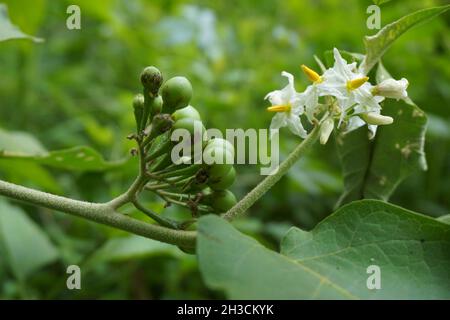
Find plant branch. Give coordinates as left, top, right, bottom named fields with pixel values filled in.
left=222, top=126, right=320, bottom=221
left=0, top=179, right=196, bottom=248
left=132, top=199, right=182, bottom=229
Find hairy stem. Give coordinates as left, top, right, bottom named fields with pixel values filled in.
left=222, top=126, right=319, bottom=221
left=0, top=180, right=196, bottom=248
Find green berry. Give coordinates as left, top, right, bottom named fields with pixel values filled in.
left=204, top=146, right=233, bottom=180
left=203, top=138, right=235, bottom=158
left=209, top=166, right=236, bottom=190
left=172, top=118, right=206, bottom=145
left=161, top=76, right=193, bottom=113
left=140, top=66, right=163, bottom=95
left=210, top=190, right=237, bottom=213
left=172, top=105, right=201, bottom=122
left=150, top=95, right=163, bottom=117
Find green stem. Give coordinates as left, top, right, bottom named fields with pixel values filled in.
left=132, top=200, right=182, bottom=229
left=222, top=126, right=319, bottom=221
left=0, top=180, right=196, bottom=248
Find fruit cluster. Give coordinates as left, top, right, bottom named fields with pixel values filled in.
left=132, top=66, right=237, bottom=216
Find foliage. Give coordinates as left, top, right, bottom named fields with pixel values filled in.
left=0, top=0, right=449, bottom=299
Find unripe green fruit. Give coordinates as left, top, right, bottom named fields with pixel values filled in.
left=172, top=105, right=201, bottom=122
left=209, top=166, right=236, bottom=190
left=150, top=95, right=163, bottom=117
left=210, top=190, right=237, bottom=213
left=204, top=147, right=233, bottom=180
left=140, top=66, right=163, bottom=95
left=204, top=138, right=235, bottom=158
left=161, top=76, right=193, bottom=113
left=172, top=118, right=206, bottom=148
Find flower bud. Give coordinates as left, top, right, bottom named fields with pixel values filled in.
left=140, top=66, right=163, bottom=96
left=161, top=76, right=193, bottom=113
left=319, top=118, right=334, bottom=145
left=361, top=112, right=393, bottom=125
left=132, top=94, right=145, bottom=132
left=147, top=114, right=174, bottom=141
left=372, top=78, right=409, bottom=100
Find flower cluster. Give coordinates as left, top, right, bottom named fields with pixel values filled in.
left=265, top=48, right=409, bottom=143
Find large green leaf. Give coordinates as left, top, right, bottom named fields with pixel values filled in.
left=0, top=3, right=43, bottom=42
left=336, top=67, right=427, bottom=207
left=362, top=5, right=450, bottom=74
left=197, top=200, right=450, bottom=299
left=0, top=200, right=59, bottom=280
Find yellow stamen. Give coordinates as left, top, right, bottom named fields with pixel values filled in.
left=267, top=104, right=291, bottom=112
left=301, top=65, right=322, bottom=83
left=347, top=76, right=369, bottom=91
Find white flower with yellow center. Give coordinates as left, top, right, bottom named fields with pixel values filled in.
left=299, top=65, right=345, bottom=122
left=323, top=48, right=385, bottom=125
left=265, top=71, right=307, bottom=138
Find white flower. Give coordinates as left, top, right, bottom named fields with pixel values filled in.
left=322, top=48, right=384, bottom=125
left=300, top=65, right=344, bottom=122
left=265, top=71, right=307, bottom=138
left=372, top=78, right=409, bottom=100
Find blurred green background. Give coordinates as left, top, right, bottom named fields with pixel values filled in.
left=0, top=0, right=449, bottom=299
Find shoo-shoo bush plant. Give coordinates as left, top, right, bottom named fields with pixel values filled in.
left=0, top=4, right=449, bottom=299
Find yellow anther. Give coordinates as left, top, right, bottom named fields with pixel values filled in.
left=301, top=65, right=322, bottom=83
left=346, top=76, right=369, bottom=91
left=267, top=104, right=291, bottom=112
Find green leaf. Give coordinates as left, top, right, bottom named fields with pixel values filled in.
left=437, top=215, right=450, bottom=225
left=0, top=159, right=61, bottom=193
left=0, top=200, right=59, bottom=280
left=373, top=0, right=392, bottom=5
left=0, top=128, right=46, bottom=154
left=0, top=3, right=43, bottom=42
left=197, top=200, right=450, bottom=299
left=0, top=146, right=128, bottom=172
left=336, top=65, right=427, bottom=206
left=362, top=5, right=450, bottom=74
left=86, top=235, right=182, bottom=266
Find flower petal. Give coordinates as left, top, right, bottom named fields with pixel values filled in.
left=286, top=114, right=307, bottom=138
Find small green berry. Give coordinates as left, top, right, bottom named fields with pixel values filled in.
left=210, top=190, right=237, bottom=213
left=172, top=105, right=201, bottom=122
left=150, top=95, right=163, bottom=117
left=172, top=118, right=206, bottom=144
left=203, top=138, right=235, bottom=158
left=161, top=76, right=193, bottom=113
left=209, top=166, right=236, bottom=190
